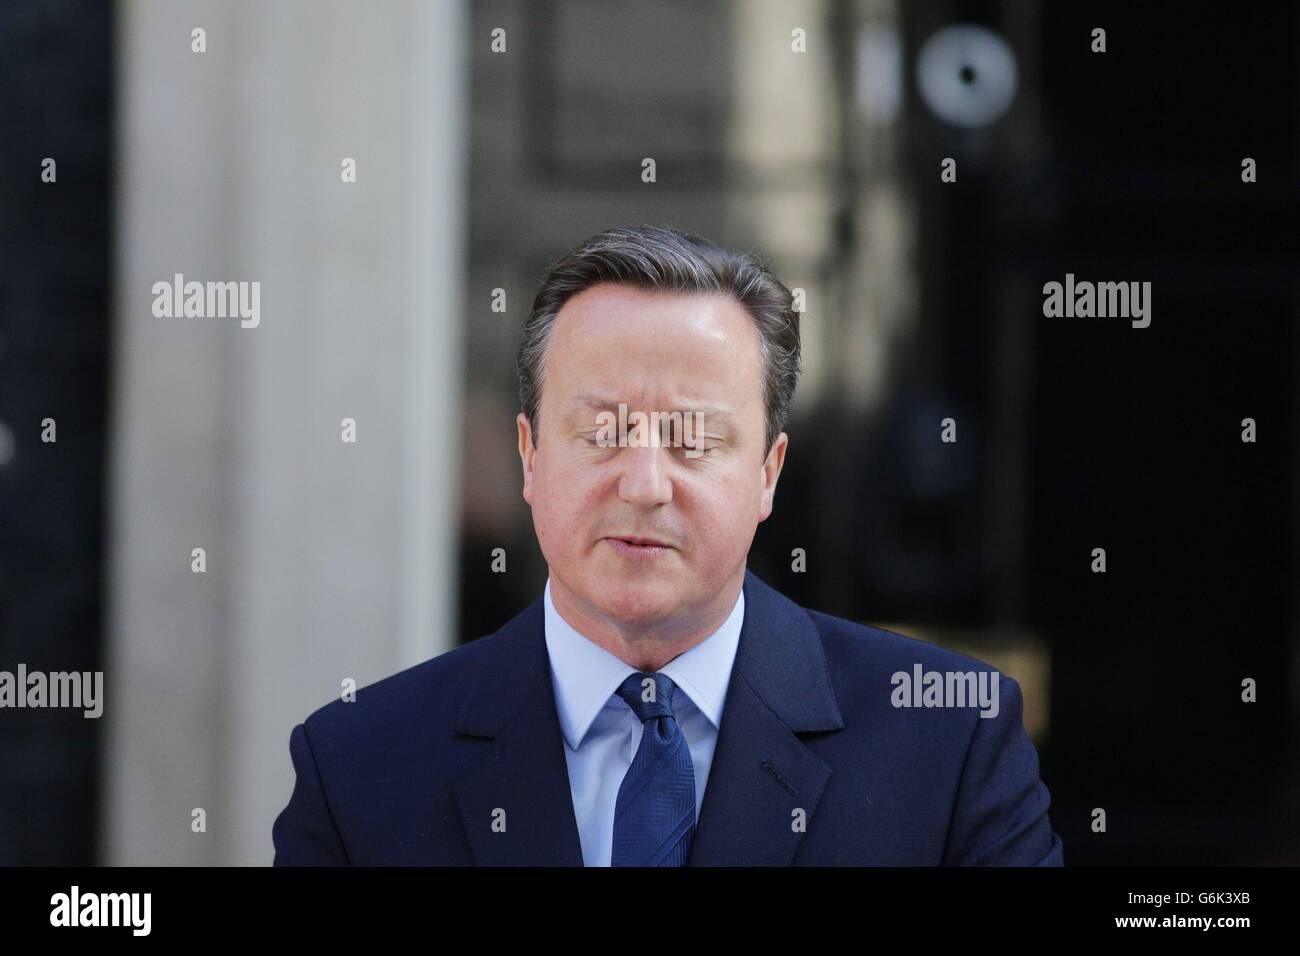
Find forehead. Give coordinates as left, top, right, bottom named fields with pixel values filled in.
left=544, top=284, right=762, bottom=402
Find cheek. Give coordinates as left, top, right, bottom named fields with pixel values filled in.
left=680, top=465, right=762, bottom=542
left=533, top=455, right=599, bottom=535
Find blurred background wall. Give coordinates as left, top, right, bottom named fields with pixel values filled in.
left=0, top=0, right=1296, bottom=865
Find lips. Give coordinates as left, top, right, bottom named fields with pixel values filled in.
left=603, top=535, right=676, bottom=560
left=615, top=535, right=673, bottom=548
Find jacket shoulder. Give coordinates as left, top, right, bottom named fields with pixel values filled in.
left=296, top=624, right=514, bottom=747
left=802, top=605, right=1003, bottom=677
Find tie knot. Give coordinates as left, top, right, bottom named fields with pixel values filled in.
left=615, top=671, right=678, bottom=723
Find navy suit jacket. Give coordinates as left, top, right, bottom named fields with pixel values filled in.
left=272, top=568, right=1064, bottom=865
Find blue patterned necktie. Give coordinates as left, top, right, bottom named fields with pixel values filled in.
left=611, top=671, right=697, bottom=866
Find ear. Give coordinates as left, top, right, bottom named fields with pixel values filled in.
left=517, top=412, right=537, bottom=505
left=757, top=431, right=788, bottom=523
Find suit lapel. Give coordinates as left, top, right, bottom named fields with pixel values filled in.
left=687, top=570, right=845, bottom=865
left=450, top=594, right=585, bottom=865
left=450, top=568, right=845, bottom=866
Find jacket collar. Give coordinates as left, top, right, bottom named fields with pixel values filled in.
left=451, top=567, right=845, bottom=865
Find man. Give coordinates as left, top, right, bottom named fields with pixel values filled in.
left=272, top=224, right=1064, bottom=866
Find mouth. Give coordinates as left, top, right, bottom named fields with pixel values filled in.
left=604, top=536, right=675, bottom=559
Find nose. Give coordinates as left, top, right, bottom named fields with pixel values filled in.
left=617, top=442, right=674, bottom=507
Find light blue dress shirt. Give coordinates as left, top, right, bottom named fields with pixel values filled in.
left=542, top=576, right=745, bottom=867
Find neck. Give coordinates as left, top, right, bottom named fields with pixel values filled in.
left=549, top=567, right=745, bottom=671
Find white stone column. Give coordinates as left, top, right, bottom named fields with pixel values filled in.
left=105, top=0, right=466, bottom=865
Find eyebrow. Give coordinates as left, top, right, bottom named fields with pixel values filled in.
left=568, top=392, right=739, bottom=430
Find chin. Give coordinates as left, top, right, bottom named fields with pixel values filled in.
left=593, top=581, right=680, bottom=627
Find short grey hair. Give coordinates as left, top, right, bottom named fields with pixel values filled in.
left=516, top=224, right=801, bottom=456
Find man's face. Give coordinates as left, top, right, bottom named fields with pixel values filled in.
left=517, top=283, right=787, bottom=634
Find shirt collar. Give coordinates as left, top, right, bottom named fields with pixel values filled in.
left=543, top=575, right=745, bottom=751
